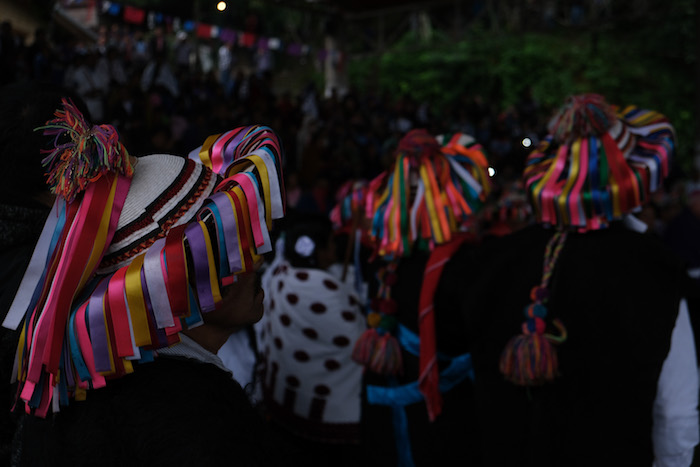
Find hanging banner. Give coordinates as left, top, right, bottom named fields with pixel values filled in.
left=240, top=32, right=256, bottom=48
left=123, top=5, right=146, bottom=24
left=196, top=23, right=213, bottom=39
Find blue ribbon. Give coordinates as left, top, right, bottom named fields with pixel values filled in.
left=392, top=402, right=415, bottom=467
left=366, top=352, right=473, bottom=406
left=68, top=302, right=92, bottom=384
left=184, top=284, right=204, bottom=328
left=367, top=324, right=474, bottom=467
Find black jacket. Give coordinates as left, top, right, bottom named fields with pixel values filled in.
left=462, top=223, right=685, bottom=467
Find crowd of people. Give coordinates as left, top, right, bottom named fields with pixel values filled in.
left=2, top=19, right=696, bottom=221
left=2, top=20, right=572, bottom=209
left=1, top=14, right=700, bottom=467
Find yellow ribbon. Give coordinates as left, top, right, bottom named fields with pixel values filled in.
left=124, top=254, right=150, bottom=347
left=197, top=220, right=222, bottom=306
left=198, top=133, right=222, bottom=170
left=420, top=164, right=444, bottom=244
left=557, top=139, right=582, bottom=226
left=531, top=144, right=565, bottom=223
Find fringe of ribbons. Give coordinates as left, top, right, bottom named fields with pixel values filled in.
left=524, top=95, right=674, bottom=231
left=8, top=115, right=285, bottom=417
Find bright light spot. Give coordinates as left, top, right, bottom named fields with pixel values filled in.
left=488, top=167, right=496, bottom=177
left=521, top=137, right=532, bottom=148
left=217, top=1, right=227, bottom=11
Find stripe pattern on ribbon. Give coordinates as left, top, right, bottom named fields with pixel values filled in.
left=8, top=125, right=285, bottom=417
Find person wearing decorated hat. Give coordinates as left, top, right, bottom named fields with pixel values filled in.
left=254, top=209, right=368, bottom=466
left=0, top=81, right=92, bottom=467
left=7, top=101, right=295, bottom=465
left=348, top=129, right=491, bottom=466
left=460, top=94, right=698, bottom=466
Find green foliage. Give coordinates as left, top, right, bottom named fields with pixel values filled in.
left=347, top=26, right=696, bottom=171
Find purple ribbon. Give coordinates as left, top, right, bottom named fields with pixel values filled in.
left=88, top=278, right=113, bottom=373
left=223, top=128, right=251, bottom=166
left=210, top=192, right=243, bottom=273
left=185, top=222, right=216, bottom=313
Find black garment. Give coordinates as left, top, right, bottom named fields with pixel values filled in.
left=361, top=242, right=481, bottom=467
left=663, top=207, right=700, bottom=359
left=0, top=199, right=50, bottom=466
left=462, top=224, right=685, bottom=467
left=664, top=207, right=700, bottom=272
left=18, top=356, right=299, bottom=467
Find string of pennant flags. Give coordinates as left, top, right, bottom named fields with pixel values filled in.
left=100, top=1, right=327, bottom=59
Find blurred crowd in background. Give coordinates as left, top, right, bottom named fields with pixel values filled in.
left=0, top=18, right=698, bottom=254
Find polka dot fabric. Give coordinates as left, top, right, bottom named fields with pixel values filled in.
left=257, top=261, right=366, bottom=441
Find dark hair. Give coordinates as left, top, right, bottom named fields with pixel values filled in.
left=283, top=210, right=333, bottom=269
left=0, top=80, right=91, bottom=200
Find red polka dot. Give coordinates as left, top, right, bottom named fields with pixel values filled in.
left=323, top=279, right=338, bottom=290
left=341, top=311, right=356, bottom=321
left=324, top=359, right=341, bottom=371
left=286, top=375, right=300, bottom=387
left=296, top=271, right=309, bottom=281
left=302, top=328, right=318, bottom=339
left=286, top=293, right=299, bottom=304
left=314, top=384, right=331, bottom=396
left=273, top=266, right=281, bottom=275
left=332, top=336, right=351, bottom=347
left=274, top=337, right=283, bottom=349
left=293, top=350, right=310, bottom=362
left=279, top=314, right=291, bottom=326
left=310, top=302, right=327, bottom=314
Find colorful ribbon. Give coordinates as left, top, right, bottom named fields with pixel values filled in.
left=7, top=121, right=286, bottom=416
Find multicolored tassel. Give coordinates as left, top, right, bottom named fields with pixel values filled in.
left=547, top=94, right=617, bottom=143
left=351, top=262, right=403, bottom=375
left=499, top=230, right=568, bottom=386
left=39, top=98, right=133, bottom=203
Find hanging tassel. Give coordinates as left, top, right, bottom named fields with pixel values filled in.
left=352, top=327, right=380, bottom=366
left=352, top=292, right=403, bottom=375
left=499, top=313, right=566, bottom=386
left=369, top=332, right=403, bottom=375
left=499, top=231, right=568, bottom=386
left=352, top=312, right=403, bottom=375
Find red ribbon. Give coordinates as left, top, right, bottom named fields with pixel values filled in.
left=418, top=234, right=470, bottom=421
left=163, top=224, right=189, bottom=315
left=107, top=267, right=133, bottom=358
